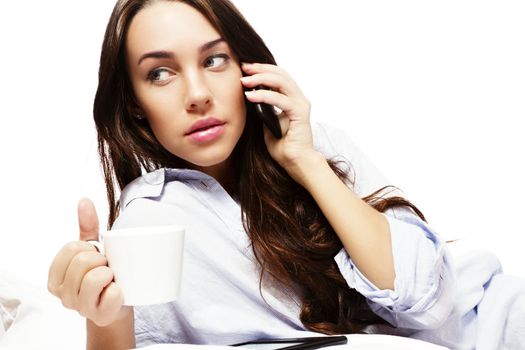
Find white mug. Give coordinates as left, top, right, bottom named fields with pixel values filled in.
left=90, top=225, right=185, bottom=306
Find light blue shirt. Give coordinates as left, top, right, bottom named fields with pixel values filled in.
left=113, top=123, right=524, bottom=350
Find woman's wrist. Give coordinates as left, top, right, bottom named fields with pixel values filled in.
left=284, top=151, right=329, bottom=189
left=87, top=307, right=135, bottom=350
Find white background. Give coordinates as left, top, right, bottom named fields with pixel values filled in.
left=0, top=1, right=523, bottom=289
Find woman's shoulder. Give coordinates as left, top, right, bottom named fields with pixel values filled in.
left=311, top=122, right=395, bottom=197
left=312, top=122, right=360, bottom=159
left=114, top=168, right=214, bottom=229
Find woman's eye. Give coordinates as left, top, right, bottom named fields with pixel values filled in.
left=204, top=54, right=229, bottom=68
left=148, top=69, right=172, bottom=83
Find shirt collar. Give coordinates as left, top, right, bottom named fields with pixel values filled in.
left=119, top=168, right=215, bottom=209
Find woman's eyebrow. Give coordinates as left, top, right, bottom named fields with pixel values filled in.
left=138, top=38, right=225, bottom=65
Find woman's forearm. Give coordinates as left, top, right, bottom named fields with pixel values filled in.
left=87, top=309, right=135, bottom=350
left=290, top=152, right=395, bottom=290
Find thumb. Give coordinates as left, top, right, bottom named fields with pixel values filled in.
left=78, top=198, right=100, bottom=242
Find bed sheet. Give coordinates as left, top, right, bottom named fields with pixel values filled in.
left=0, top=270, right=85, bottom=350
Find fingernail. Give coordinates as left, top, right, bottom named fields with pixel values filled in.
left=244, top=90, right=255, bottom=97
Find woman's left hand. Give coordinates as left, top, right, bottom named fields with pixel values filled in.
left=241, top=63, right=322, bottom=179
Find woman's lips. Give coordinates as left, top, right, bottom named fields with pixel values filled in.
left=185, top=117, right=224, bottom=135
left=186, top=124, right=225, bottom=143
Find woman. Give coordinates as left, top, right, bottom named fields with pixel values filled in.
left=47, top=1, right=524, bottom=349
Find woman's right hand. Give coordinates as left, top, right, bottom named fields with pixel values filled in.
left=47, top=198, right=131, bottom=327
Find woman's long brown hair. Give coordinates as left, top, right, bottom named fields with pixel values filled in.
left=94, top=0, right=426, bottom=334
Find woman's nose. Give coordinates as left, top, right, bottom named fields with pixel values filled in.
left=184, top=73, right=212, bottom=113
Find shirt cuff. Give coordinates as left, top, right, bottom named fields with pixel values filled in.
left=334, top=210, right=454, bottom=327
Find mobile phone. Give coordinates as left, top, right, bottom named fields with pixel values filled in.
left=231, top=335, right=348, bottom=350
left=252, top=85, right=283, bottom=139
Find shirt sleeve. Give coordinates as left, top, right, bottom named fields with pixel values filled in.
left=334, top=208, right=455, bottom=329
left=313, top=123, right=455, bottom=329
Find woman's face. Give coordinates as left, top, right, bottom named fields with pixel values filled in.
left=125, top=1, right=246, bottom=177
